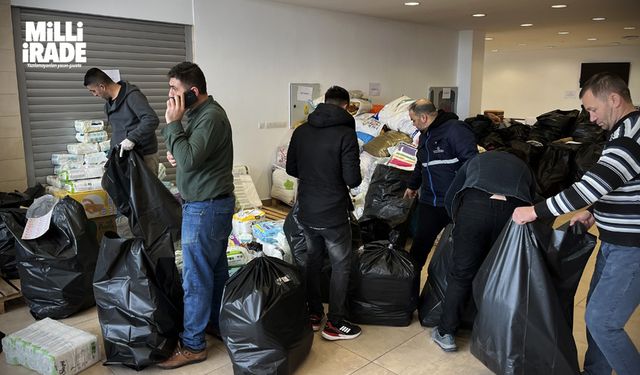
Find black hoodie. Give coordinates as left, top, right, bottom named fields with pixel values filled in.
left=286, top=103, right=361, bottom=227
left=105, top=81, right=159, bottom=155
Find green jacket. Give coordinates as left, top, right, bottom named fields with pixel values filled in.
left=162, top=96, right=234, bottom=202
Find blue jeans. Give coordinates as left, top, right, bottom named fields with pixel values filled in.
left=180, top=196, right=234, bottom=351
left=583, top=241, right=640, bottom=375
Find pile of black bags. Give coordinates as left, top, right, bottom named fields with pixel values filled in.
left=0, top=208, right=25, bottom=279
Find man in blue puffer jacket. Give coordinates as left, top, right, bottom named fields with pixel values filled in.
left=403, top=99, right=477, bottom=282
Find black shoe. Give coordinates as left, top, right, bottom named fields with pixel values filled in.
left=321, top=319, right=362, bottom=341
left=310, top=313, right=325, bottom=332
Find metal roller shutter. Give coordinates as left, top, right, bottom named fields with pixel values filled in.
left=12, top=7, right=191, bottom=184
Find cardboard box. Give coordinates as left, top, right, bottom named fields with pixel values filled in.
left=51, top=188, right=117, bottom=219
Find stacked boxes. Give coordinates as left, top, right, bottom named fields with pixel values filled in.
left=2, top=318, right=100, bottom=375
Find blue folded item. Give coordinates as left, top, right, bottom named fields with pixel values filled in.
left=357, top=131, right=375, bottom=144
left=252, top=221, right=283, bottom=244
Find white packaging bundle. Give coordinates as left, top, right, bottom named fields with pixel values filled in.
left=2, top=318, right=100, bottom=375
left=84, top=151, right=108, bottom=165
left=377, top=96, right=419, bottom=136
left=63, top=178, right=103, bottom=193
left=67, top=143, right=100, bottom=155
left=232, top=209, right=265, bottom=237
left=46, top=175, right=65, bottom=189
left=58, top=165, right=104, bottom=182
left=98, top=140, right=111, bottom=152
left=227, top=245, right=251, bottom=267
left=51, top=153, right=84, bottom=165
left=74, top=119, right=104, bottom=133
left=233, top=165, right=263, bottom=210
left=75, top=131, right=108, bottom=143
left=53, top=161, right=85, bottom=174
left=270, top=166, right=297, bottom=206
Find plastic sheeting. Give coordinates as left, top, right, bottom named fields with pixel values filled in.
left=0, top=208, right=25, bottom=279
left=471, top=220, right=596, bottom=375
left=220, top=256, right=313, bottom=374
left=0, top=197, right=98, bottom=319
left=102, top=149, right=181, bottom=244
left=93, top=231, right=183, bottom=370
left=349, top=241, right=417, bottom=326
left=0, top=184, right=45, bottom=209
left=536, top=142, right=582, bottom=197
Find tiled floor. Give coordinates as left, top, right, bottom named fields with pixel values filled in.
left=1, top=216, right=639, bottom=375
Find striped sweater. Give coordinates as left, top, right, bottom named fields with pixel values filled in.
left=535, top=111, right=640, bottom=247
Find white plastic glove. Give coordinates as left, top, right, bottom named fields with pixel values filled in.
left=119, top=138, right=135, bottom=157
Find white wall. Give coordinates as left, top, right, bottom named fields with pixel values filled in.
left=482, top=46, right=640, bottom=121
left=194, top=0, right=460, bottom=199
left=456, top=30, right=485, bottom=119
left=11, top=0, right=193, bottom=25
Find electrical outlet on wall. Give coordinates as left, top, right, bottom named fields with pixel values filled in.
left=258, top=121, right=287, bottom=129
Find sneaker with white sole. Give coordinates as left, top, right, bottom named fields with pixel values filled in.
left=322, top=320, right=362, bottom=341
left=431, top=327, right=457, bottom=352
left=310, top=313, right=325, bottom=332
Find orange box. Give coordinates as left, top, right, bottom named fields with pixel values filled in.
left=371, top=104, right=384, bottom=114
left=51, top=188, right=117, bottom=219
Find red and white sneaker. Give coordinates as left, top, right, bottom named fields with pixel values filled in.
left=310, top=313, right=325, bottom=332
left=321, top=320, right=362, bottom=341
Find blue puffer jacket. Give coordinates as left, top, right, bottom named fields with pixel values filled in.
left=407, top=111, right=478, bottom=207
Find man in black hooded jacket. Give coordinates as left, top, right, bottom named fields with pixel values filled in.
left=286, top=85, right=362, bottom=341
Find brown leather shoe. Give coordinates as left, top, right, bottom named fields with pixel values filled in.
left=157, top=343, right=207, bottom=369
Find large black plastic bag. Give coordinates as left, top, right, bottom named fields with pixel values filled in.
left=102, top=149, right=181, bottom=244
left=529, top=109, right=579, bottom=145
left=0, top=197, right=98, bottom=319
left=349, top=240, right=417, bottom=326
left=536, top=142, right=581, bottom=197
left=93, top=231, right=183, bottom=370
left=220, top=256, right=313, bottom=374
left=0, top=208, right=26, bottom=279
left=471, top=220, right=596, bottom=375
left=0, top=184, right=45, bottom=209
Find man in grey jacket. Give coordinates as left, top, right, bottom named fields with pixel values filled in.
left=84, top=68, right=159, bottom=174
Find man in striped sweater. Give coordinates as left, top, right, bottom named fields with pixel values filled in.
left=513, top=72, right=640, bottom=375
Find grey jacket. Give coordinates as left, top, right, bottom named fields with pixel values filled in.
left=106, top=81, right=159, bottom=155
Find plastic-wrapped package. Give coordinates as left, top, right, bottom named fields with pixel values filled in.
left=275, top=145, right=288, bottom=169
left=74, top=119, right=104, bottom=133
left=386, top=142, right=418, bottom=171
left=227, top=245, right=251, bottom=267
left=98, top=140, right=111, bottom=152
left=67, top=143, right=100, bottom=155
left=2, top=318, right=100, bottom=375
left=75, top=131, right=108, bottom=143
left=63, top=178, right=103, bottom=193
left=51, top=153, right=84, bottom=165
left=377, top=96, right=418, bottom=136
left=363, top=131, right=413, bottom=157
left=57, top=166, right=104, bottom=182
left=53, top=161, right=86, bottom=174
left=84, top=151, right=108, bottom=165
left=220, top=256, right=313, bottom=374
left=46, top=175, right=65, bottom=189
left=271, top=166, right=297, bottom=206
left=232, top=209, right=265, bottom=237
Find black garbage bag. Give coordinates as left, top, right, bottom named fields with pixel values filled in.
left=470, top=220, right=596, bottom=375
left=0, top=208, right=26, bottom=279
left=529, top=109, right=580, bottom=145
left=418, top=225, right=476, bottom=327
left=465, top=115, right=496, bottom=144
left=0, top=197, right=98, bottom=319
left=499, top=123, right=531, bottom=142
left=360, top=164, right=413, bottom=228
left=93, top=231, right=183, bottom=370
left=536, top=142, right=582, bottom=197
left=349, top=240, right=417, bottom=326
left=480, top=131, right=506, bottom=150
left=573, top=142, right=605, bottom=181
left=220, top=256, right=313, bottom=374
left=102, top=149, right=181, bottom=244
left=0, top=184, right=45, bottom=209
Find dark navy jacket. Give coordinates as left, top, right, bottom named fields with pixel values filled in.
left=407, top=111, right=477, bottom=207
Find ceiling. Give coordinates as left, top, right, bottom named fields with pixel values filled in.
left=268, top=0, right=640, bottom=52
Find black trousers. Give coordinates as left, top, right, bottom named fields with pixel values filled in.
left=409, top=202, right=451, bottom=281
left=439, top=188, right=527, bottom=334
left=303, top=221, right=352, bottom=323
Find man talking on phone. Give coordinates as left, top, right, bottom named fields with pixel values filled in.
left=158, top=62, right=235, bottom=369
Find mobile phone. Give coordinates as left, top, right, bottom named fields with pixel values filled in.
left=184, top=89, right=197, bottom=108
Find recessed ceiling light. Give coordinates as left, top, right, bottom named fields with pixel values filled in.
left=404, top=2, right=420, bottom=6
left=587, top=38, right=598, bottom=41
left=592, top=17, right=606, bottom=21
left=551, top=4, right=567, bottom=8
left=485, top=37, right=493, bottom=41
left=520, top=23, right=533, bottom=27
left=611, top=42, right=621, bottom=46
left=518, top=43, right=527, bottom=46
left=624, top=26, right=636, bottom=30
left=491, top=49, right=499, bottom=52
left=558, top=31, right=570, bottom=35
left=546, top=45, right=556, bottom=48
left=472, top=13, right=486, bottom=17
